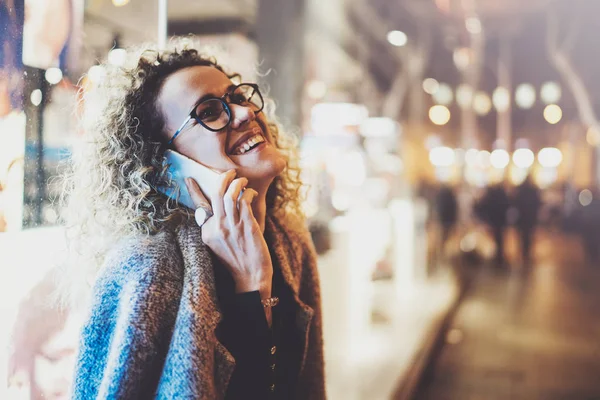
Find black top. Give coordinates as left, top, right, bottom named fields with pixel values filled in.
left=214, top=257, right=303, bottom=399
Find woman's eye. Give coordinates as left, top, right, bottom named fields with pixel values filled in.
left=231, top=94, right=247, bottom=104
left=199, top=106, right=220, bottom=120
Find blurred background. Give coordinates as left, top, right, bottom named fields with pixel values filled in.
left=2, top=0, right=600, bottom=399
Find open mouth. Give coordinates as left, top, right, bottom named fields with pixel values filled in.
left=229, top=128, right=267, bottom=155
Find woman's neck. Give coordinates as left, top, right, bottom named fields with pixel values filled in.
left=252, top=190, right=268, bottom=233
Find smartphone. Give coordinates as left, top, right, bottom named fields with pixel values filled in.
left=157, top=150, right=221, bottom=210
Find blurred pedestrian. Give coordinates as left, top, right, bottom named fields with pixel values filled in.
left=434, top=185, right=458, bottom=257
left=475, top=183, right=511, bottom=266
left=513, top=176, right=542, bottom=263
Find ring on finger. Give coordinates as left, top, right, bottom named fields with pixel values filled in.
left=194, top=207, right=213, bottom=227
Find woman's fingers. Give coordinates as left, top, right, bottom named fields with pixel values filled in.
left=239, top=188, right=258, bottom=222
left=211, top=169, right=237, bottom=218
left=185, top=178, right=212, bottom=212
left=224, top=177, right=248, bottom=224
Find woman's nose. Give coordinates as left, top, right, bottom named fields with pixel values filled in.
left=229, top=103, right=256, bottom=129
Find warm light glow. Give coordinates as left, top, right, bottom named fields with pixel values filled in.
left=44, top=67, right=63, bottom=84
left=580, top=189, right=593, bottom=207
left=587, top=127, right=600, bottom=146
left=465, top=17, right=482, bottom=34
left=515, top=83, right=536, bottom=109
left=490, top=149, right=510, bottom=169
left=360, top=117, right=398, bottom=137
left=429, top=146, right=456, bottom=167
left=543, top=104, right=563, bottom=124
left=473, top=91, right=492, bottom=116
left=537, top=147, right=563, bottom=168
left=112, top=0, right=130, bottom=6
left=387, top=30, right=408, bottom=47
left=108, top=48, right=127, bottom=66
left=311, top=102, right=368, bottom=134
left=513, top=148, right=535, bottom=169
left=540, top=81, right=562, bottom=104
left=433, top=83, right=454, bottom=105
left=425, top=135, right=442, bottom=150
left=429, top=105, right=451, bottom=125
left=465, top=149, right=479, bottom=166
left=477, top=150, right=491, bottom=168
left=456, top=84, right=473, bottom=109
left=307, top=80, right=327, bottom=99
left=492, top=87, right=510, bottom=112
left=423, top=78, right=440, bottom=95
left=453, top=48, right=472, bottom=70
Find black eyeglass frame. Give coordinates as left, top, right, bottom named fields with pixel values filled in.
left=167, top=83, right=264, bottom=146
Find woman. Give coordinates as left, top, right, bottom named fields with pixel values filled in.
left=65, top=41, right=325, bottom=399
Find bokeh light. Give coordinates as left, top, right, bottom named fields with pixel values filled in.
left=464, top=149, right=478, bottom=166
left=433, top=83, right=454, bottom=105
left=473, top=91, right=492, bottom=116
left=537, top=147, right=563, bottom=168
left=456, top=84, right=474, bottom=109
left=387, top=30, right=408, bottom=47
left=492, top=87, right=510, bottom=112
left=429, top=105, right=451, bottom=125
left=540, top=81, right=562, bottom=104
left=543, top=104, right=563, bottom=124
left=586, top=127, right=600, bottom=146
left=579, top=189, right=593, bottom=207
left=423, top=78, right=440, bottom=95
left=44, top=68, right=63, bottom=85
left=477, top=150, right=491, bottom=168
left=429, top=146, right=456, bottom=167
left=490, top=149, right=510, bottom=169
left=513, top=148, right=535, bottom=168
left=515, top=83, right=536, bottom=109
left=307, top=80, right=327, bottom=99
left=30, top=89, right=42, bottom=106
left=465, top=17, right=482, bottom=34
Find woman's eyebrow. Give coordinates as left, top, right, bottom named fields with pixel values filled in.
left=191, top=84, right=238, bottom=109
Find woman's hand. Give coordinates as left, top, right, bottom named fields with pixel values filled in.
left=185, top=170, right=273, bottom=297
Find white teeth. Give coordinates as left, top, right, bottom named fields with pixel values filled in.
left=234, top=134, right=265, bottom=155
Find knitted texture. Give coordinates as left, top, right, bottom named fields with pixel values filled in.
left=72, top=215, right=326, bottom=399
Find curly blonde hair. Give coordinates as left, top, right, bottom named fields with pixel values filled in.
left=61, top=41, right=304, bottom=300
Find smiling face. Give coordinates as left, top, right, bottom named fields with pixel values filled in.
left=157, top=66, right=286, bottom=188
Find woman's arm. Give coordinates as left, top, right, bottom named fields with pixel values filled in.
left=72, top=242, right=183, bottom=399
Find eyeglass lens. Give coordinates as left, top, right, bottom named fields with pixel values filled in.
left=194, top=84, right=263, bottom=131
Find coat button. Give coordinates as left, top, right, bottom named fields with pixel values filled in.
left=270, top=384, right=276, bottom=392
left=271, top=363, right=276, bottom=371
left=270, top=346, right=277, bottom=355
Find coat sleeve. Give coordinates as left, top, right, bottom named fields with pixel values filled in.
left=296, top=231, right=327, bottom=400
left=71, top=244, right=183, bottom=400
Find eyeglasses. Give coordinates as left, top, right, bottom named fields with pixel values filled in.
left=167, top=83, right=264, bottom=145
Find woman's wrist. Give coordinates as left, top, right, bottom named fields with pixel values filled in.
left=233, top=271, right=273, bottom=298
